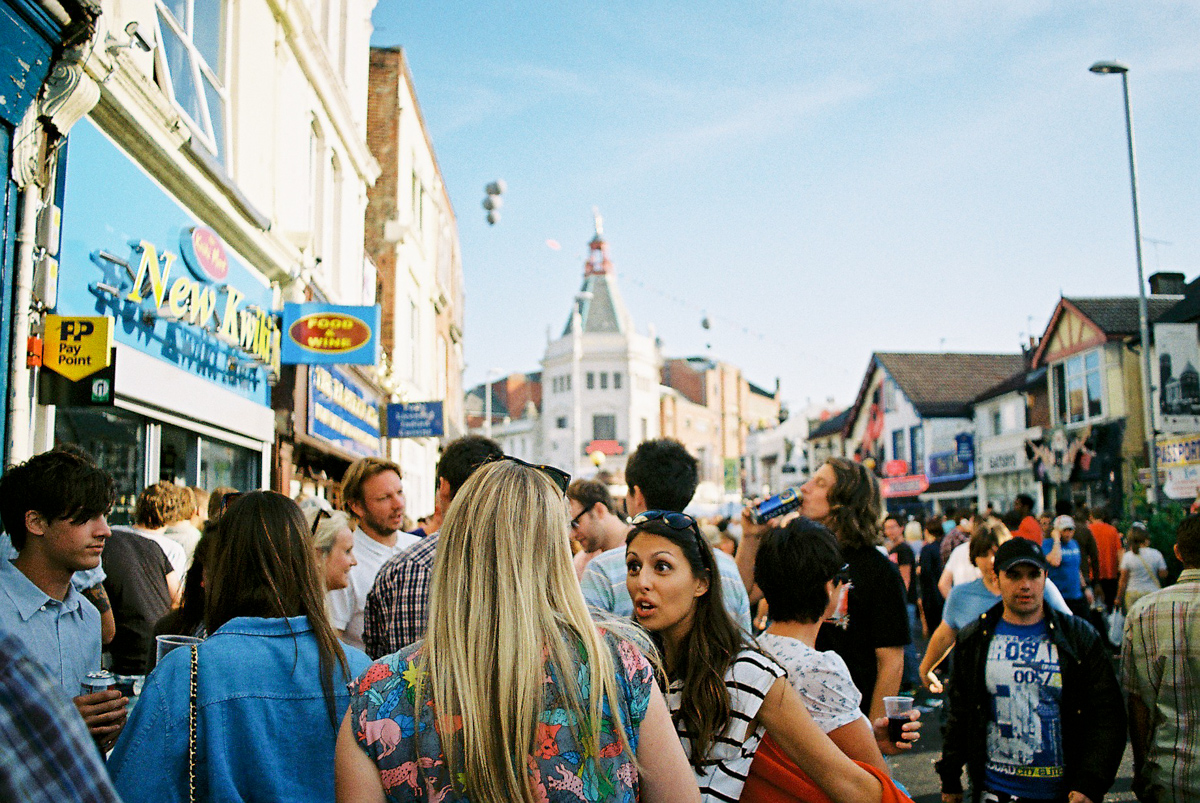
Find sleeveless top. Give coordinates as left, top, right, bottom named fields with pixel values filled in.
left=349, top=632, right=654, bottom=802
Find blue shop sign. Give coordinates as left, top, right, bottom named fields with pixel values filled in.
left=281, top=302, right=380, bottom=365
left=308, top=365, right=381, bottom=458
left=955, top=433, right=975, bottom=464
left=927, top=449, right=974, bottom=482
left=57, top=121, right=277, bottom=406
left=386, top=401, right=444, bottom=439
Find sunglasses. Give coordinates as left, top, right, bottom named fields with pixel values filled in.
left=630, top=510, right=709, bottom=564
left=571, top=502, right=595, bottom=530
left=494, top=455, right=571, bottom=495
left=311, top=508, right=331, bottom=536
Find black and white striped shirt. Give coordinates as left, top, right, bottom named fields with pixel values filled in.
left=667, top=649, right=786, bottom=803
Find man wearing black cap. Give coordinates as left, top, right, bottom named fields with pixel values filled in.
left=937, top=538, right=1125, bottom=803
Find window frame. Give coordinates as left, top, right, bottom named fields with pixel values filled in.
left=154, top=0, right=230, bottom=162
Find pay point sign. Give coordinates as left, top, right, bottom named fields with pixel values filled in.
left=43, top=315, right=113, bottom=381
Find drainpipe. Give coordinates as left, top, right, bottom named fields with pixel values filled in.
left=9, top=184, right=43, bottom=464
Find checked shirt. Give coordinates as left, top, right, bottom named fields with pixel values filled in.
left=361, top=532, right=439, bottom=659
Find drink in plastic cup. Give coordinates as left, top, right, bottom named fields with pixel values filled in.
left=156, top=635, right=203, bottom=664
left=884, top=695, right=914, bottom=742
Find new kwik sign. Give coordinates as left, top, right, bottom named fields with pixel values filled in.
left=122, top=228, right=280, bottom=373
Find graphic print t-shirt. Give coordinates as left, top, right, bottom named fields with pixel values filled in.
left=983, top=619, right=1065, bottom=801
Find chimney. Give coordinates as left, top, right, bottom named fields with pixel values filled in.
left=1149, top=271, right=1186, bottom=296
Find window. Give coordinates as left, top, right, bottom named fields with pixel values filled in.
left=556, top=417, right=568, bottom=429
left=883, top=379, right=897, bottom=412
left=640, top=417, right=648, bottom=441
left=909, top=425, right=924, bottom=475
left=1053, top=350, right=1103, bottom=424
left=600, top=372, right=608, bottom=389
left=586, top=372, right=595, bottom=389
left=155, top=0, right=228, bottom=161
left=891, top=429, right=906, bottom=463
left=992, top=409, right=1002, bottom=436
left=593, top=415, right=616, bottom=441
left=614, top=373, right=622, bottom=390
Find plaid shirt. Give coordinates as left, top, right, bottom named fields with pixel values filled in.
left=1122, top=568, right=1200, bottom=801
left=0, top=629, right=123, bottom=803
left=362, top=532, right=440, bottom=659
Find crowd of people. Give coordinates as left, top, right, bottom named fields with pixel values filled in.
left=0, top=439, right=1197, bottom=802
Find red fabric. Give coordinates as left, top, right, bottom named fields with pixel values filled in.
left=1089, top=521, right=1122, bottom=579
left=1015, top=515, right=1044, bottom=543
left=740, top=734, right=914, bottom=803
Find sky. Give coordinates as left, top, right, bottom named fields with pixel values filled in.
left=370, top=1, right=1200, bottom=414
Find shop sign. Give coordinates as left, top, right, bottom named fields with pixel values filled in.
left=308, top=365, right=381, bottom=458
left=1155, top=433, right=1200, bottom=468
left=42, top=315, right=112, bottom=381
left=881, top=474, right=929, bottom=498
left=58, top=122, right=279, bottom=406
left=927, top=450, right=974, bottom=482
left=978, top=448, right=1028, bottom=475
left=955, top=433, right=975, bottom=463
left=884, top=459, right=909, bottom=477
left=1163, top=465, right=1200, bottom=500
left=1153, top=322, right=1200, bottom=434
left=385, top=401, right=444, bottom=438
left=281, top=303, right=380, bottom=365
left=38, top=348, right=116, bottom=407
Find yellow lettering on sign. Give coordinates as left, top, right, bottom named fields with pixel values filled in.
left=43, top=315, right=114, bottom=382
left=167, top=277, right=192, bottom=319
left=125, top=241, right=174, bottom=311
left=218, top=286, right=244, bottom=344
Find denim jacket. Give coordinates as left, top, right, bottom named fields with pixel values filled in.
left=107, top=615, right=370, bottom=802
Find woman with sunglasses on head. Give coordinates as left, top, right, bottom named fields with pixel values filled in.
left=336, top=458, right=698, bottom=803
left=108, top=491, right=371, bottom=801
left=626, top=511, right=888, bottom=803
left=309, top=508, right=358, bottom=592
left=755, top=518, right=919, bottom=773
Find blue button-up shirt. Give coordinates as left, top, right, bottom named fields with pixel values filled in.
left=0, top=559, right=101, bottom=696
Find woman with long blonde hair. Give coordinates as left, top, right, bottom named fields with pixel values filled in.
left=336, top=458, right=697, bottom=803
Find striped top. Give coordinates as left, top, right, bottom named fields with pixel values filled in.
left=667, top=649, right=786, bottom=803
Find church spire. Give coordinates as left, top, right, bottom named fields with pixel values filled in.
left=585, top=206, right=612, bottom=276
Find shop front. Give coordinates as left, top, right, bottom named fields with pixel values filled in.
left=273, top=363, right=384, bottom=508
left=1030, top=421, right=1125, bottom=514
left=977, top=427, right=1043, bottom=513
left=49, top=121, right=278, bottom=520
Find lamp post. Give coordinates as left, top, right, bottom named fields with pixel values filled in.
left=484, top=367, right=499, bottom=440
left=571, top=291, right=592, bottom=479
left=1089, top=60, right=1160, bottom=506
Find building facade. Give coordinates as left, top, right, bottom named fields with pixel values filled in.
left=365, top=46, right=463, bottom=521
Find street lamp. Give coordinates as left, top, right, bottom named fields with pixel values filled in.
left=484, top=367, right=500, bottom=440
left=1089, top=60, right=1160, bottom=506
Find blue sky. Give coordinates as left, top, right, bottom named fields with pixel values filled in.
left=370, top=2, right=1200, bottom=412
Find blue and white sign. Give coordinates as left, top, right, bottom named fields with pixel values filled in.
left=308, top=365, right=381, bottom=458
left=386, top=402, right=444, bottom=439
left=927, top=449, right=974, bottom=482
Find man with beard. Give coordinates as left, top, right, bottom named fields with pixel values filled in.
left=567, top=479, right=630, bottom=578
left=328, top=457, right=418, bottom=652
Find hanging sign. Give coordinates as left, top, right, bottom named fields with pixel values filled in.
left=308, top=366, right=382, bottom=457
left=42, top=315, right=113, bottom=381
left=281, top=303, right=380, bottom=365
left=880, top=474, right=929, bottom=498
left=386, top=401, right=444, bottom=438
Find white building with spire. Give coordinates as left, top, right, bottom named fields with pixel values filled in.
left=540, top=213, right=662, bottom=481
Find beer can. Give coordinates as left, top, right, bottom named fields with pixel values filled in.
left=80, top=669, right=115, bottom=696
left=753, top=488, right=801, bottom=524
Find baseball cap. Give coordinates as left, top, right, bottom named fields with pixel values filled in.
left=1053, top=515, right=1076, bottom=531
left=994, top=538, right=1050, bottom=573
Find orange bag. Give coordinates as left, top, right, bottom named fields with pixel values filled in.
left=739, top=734, right=914, bottom=803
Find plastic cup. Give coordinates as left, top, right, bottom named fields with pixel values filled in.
left=883, top=695, right=914, bottom=742
left=156, top=635, right=202, bottom=664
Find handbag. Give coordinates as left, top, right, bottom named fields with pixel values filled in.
left=188, top=644, right=198, bottom=803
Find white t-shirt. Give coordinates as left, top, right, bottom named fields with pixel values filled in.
left=1121, top=547, right=1167, bottom=594
left=941, top=541, right=981, bottom=588
left=667, top=648, right=785, bottom=802
left=327, top=527, right=419, bottom=651
left=127, top=526, right=187, bottom=578
left=758, top=633, right=865, bottom=734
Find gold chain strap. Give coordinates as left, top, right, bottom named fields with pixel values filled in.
left=188, top=644, right=198, bottom=803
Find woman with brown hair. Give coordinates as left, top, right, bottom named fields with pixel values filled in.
left=108, top=491, right=370, bottom=801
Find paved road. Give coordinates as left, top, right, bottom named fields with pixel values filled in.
left=888, top=690, right=1136, bottom=802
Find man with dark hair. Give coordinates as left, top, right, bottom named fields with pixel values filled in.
left=330, top=456, right=418, bottom=652
left=1122, top=514, right=1200, bottom=801
left=885, top=513, right=920, bottom=692
left=579, top=438, right=750, bottom=631
left=361, top=436, right=502, bottom=658
left=1011, top=493, right=1044, bottom=543
left=0, top=448, right=127, bottom=749
left=566, top=479, right=628, bottom=578
left=938, top=538, right=1125, bottom=803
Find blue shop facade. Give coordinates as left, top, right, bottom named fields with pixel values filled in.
left=51, top=120, right=278, bottom=519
